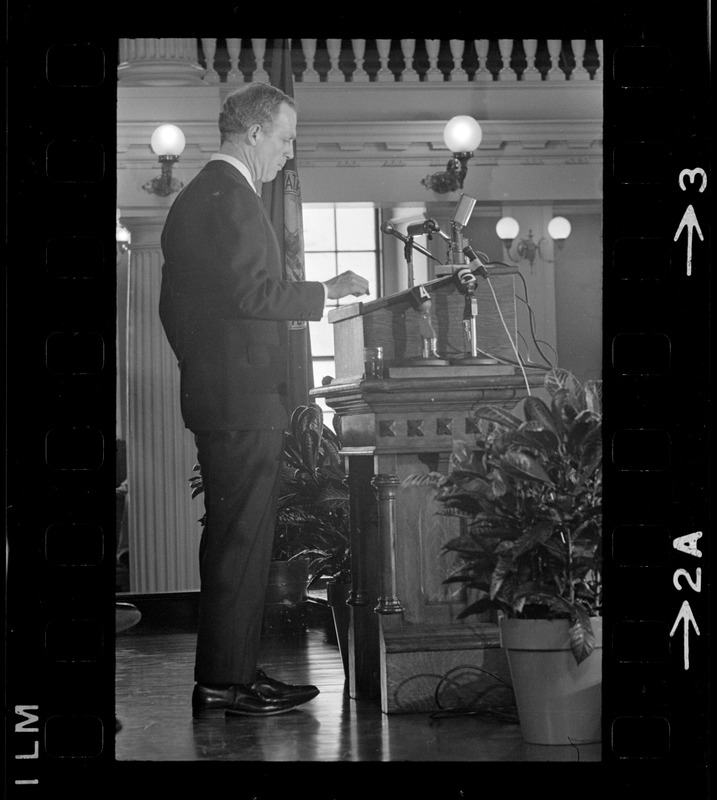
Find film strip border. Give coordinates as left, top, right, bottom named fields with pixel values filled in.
left=5, top=6, right=712, bottom=796
left=602, top=7, right=711, bottom=788
left=6, top=28, right=118, bottom=792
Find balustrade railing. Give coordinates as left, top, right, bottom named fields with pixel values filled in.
left=118, top=38, right=603, bottom=85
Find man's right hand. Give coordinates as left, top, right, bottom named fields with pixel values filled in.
left=323, top=271, right=370, bottom=300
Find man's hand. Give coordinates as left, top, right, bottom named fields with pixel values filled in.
left=323, top=271, right=369, bottom=300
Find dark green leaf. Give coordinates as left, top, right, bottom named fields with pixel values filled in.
left=522, top=396, right=559, bottom=436
left=500, top=450, right=554, bottom=484
left=471, top=405, right=523, bottom=431
left=456, top=597, right=492, bottom=619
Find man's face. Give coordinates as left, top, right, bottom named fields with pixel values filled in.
left=255, top=103, right=296, bottom=183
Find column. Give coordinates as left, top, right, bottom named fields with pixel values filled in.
left=372, top=474, right=405, bottom=614
left=125, top=218, right=202, bottom=593
left=118, top=38, right=205, bottom=86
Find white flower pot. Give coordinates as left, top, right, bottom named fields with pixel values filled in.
left=499, top=616, right=602, bottom=745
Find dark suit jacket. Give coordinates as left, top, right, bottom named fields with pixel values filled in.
left=159, top=160, right=325, bottom=431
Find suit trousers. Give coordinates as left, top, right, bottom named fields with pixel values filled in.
left=192, top=428, right=286, bottom=685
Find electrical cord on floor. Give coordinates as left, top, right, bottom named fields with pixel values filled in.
left=427, top=664, right=520, bottom=725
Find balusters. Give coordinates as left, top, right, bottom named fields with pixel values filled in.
left=570, top=40, right=590, bottom=80
left=473, top=39, right=491, bottom=81
left=400, top=39, right=420, bottom=82
left=251, top=38, right=270, bottom=82
left=498, top=39, right=517, bottom=81
left=521, top=39, right=541, bottom=81
left=424, top=39, right=444, bottom=82
left=326, top=38, right=344, bottom=82
left=226, top=38, right=243, bottom=84
left=351, top=39, right=370, bottom=82
left=546, top=39, right=566, bottom=81
left=375, top=39, right=394, bottom=82
left=121, top=37, right=603, bottom=85
left=201, top=38, right=220, bottom=84
left=448, top=40, right=468, bottom=81
left=300, top=39, right=320, bottom=83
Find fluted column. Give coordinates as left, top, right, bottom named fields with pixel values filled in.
left=125, top=218, right=201, bottom=593
left=118, top=38, right=204, bottom=86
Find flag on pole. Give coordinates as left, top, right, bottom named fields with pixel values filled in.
left=261, top=38, right=314, bottom=411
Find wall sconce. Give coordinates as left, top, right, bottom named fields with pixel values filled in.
left=422, top=115, right=482, bottom=194
left=496, top=215, right=571, bottom=270
left=116, top=208, right=131, bottom=252
left=143, top=124, right=186, bottom=197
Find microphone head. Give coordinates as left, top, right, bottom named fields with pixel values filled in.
left=380, top=221, right=395, bottom=234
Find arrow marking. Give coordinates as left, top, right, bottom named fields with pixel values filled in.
left=674, top=205, right=704, bottom=276
left=669, top=599, right=700, bottom=670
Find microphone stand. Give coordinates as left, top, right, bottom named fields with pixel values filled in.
left=403, top=237, right=415, bottom=289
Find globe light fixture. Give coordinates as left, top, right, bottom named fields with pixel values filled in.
left=497, top=215, right=572, bottom=270
left=116, top=208, right=131, bottom=252
left=143, top=124, right=186, bottom=197
left=422, top=115, right=483, bottom=194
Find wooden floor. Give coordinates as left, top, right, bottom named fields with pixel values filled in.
left=115, top=618, right=602, bottom=763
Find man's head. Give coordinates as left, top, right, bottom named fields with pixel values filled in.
left=218, top=83, right=297, bottom=183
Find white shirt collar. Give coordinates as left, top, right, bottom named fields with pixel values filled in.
left=210, top=153, right=257, bottom=193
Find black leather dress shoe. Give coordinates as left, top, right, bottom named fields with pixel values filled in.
left=250, top=669, right=320, bottom=704
left=192, top=683, right=301, bottom=719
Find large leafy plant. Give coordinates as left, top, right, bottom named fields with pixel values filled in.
left=189, top=403, right=350, bottom=586
left=404, top=369, right=602, bottom=663
left=274, top=404, right=350, bottom=586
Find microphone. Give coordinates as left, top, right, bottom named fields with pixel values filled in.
left=380, top=221, right=410, bottom=242
left=462, top=245, right=489, bottom=279
left=406, top=218, right=440, bottom=237
left=380, top=221, right=438, bottom=261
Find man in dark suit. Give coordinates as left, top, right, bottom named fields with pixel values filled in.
left=159, top=83, right=368, bottom=719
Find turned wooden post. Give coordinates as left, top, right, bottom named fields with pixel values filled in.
left=371, top=473, right=404, bottom=614
left=345, top=460, right=372, bottom=607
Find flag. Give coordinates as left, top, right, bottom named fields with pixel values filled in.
left=261, top=38, right=314, bottom=412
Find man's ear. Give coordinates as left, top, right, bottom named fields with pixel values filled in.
left=247, top=123, right=262, bottom=146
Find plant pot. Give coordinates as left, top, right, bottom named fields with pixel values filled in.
left=499, top=616, right=602, bottom=746
left=262, top=558, right=309, bottom=634
left=326, top=580, right=351, bottom=681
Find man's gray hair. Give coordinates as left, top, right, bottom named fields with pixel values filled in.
left=218, top=82, right=296, bottom=143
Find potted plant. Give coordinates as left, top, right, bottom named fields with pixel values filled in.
left=404, top=368, right=602, bottom=745
left=189, top=403, right=351, bottom=639
left=274, top=404, right=351, bottom=665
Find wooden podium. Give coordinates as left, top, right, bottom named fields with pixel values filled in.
left=310, top=268, right=545, bottom=713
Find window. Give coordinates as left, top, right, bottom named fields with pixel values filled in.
left=302, top=203, right=380, bottom=430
